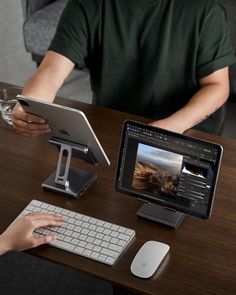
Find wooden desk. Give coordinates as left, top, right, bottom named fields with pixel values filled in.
left=0, top=82, right=235, bottom=295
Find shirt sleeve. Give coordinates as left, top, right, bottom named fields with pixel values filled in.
left=196, top=2, right=236, bottom=78
left=48, top=0, right=88, bottom=69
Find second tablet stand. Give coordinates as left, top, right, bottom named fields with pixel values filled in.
left=42, top=137, right=97, bottom=198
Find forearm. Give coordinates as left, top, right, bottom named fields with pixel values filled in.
left=164, top=83, right=228, bottom=133
left=22, top=68, right=62, bottom=103
left=152, top=68, right=230, bottom=133
left=21, top=51, right=75, bottom=102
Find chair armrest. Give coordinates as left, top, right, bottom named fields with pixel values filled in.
left=21, top=0, right=56, bottom=19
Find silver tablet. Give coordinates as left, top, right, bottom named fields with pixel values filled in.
left=17, top=95, right=110, bottom=166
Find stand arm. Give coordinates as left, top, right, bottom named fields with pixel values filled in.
left=55, top=144, right=72, bottom=187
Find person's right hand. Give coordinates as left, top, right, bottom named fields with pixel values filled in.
left=0, top=212, right=64, bottom=255
left=12, top=102, right=51, bottom=137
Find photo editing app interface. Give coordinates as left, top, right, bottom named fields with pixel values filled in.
left=118, top=123, right=221, bottom=218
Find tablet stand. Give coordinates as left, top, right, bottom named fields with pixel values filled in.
left=42, top=137, right=97, bottom=198
left=137, top=202, right=185, bottom=229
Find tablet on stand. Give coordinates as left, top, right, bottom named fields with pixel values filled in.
left=17, top=95, right=110, bottom=198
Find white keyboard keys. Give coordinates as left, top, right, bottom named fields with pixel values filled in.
left=14, top=199, right=135, bottom=266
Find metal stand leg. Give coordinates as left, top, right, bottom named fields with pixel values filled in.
left=42, top=137, right=97, bottom=198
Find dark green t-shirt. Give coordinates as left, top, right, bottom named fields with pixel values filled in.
left=49, top=0, right=236, bottom=133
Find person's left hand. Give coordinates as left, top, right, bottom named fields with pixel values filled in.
left=0, top=212, right=63, bottom=255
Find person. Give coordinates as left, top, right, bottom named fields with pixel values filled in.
left=12, top=0, right=236, bottom=136
left=0, top=212, right=63, bottom=256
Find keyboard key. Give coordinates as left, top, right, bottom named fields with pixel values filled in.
left=64, top=236, right=72, bottom=243
left=51, top=239, right=75, bottom=251
left=91, top=252, right=99, bottom=259
left=72, top=232, right=80, bottom=238
left=74, top=246, right=84, bottom=254
left=106, top=257, right=115, bottom=265
left=101, top=248, right=119, bottom=258
left=84, top=249, right=92, bottom=256
left=118, top=233, right=130, bottom=241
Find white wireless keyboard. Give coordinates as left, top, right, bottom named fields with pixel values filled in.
left=16, top=200, right=135, bottom=265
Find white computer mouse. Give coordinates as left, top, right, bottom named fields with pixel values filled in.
left=130, top=240, right=170, bottom=279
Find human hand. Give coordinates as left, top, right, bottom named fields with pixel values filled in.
left=0, top=212, right=63, bottom=255
left=12, top=102, right=51, bottom=137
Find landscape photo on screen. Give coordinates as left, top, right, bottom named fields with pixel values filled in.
left=132, top=143, right=183, bottom=197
